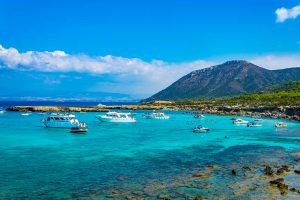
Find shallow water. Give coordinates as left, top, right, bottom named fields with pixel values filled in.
left=0, top=111, right=299, bottom=199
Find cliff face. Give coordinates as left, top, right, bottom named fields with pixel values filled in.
left=143, top=60, right=300, bottom=102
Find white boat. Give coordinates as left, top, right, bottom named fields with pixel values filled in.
left=144, top=112, right=170, bottom=119
left=96, top=112, right=136, bottom=123
left=193, top=125, right=210, bottom=133
left=194, top=113, right=205, bottom=118
left=233, top=118, right=249, bottom=124
left=42, top=113, right=87, bottom=128
left=275, top=122, right=287, bottom=128
left=21, top=112, right=32, bottom=116
left=253, top=116, right=263, bottom=121
left=247, top=122, right=262, bottom=127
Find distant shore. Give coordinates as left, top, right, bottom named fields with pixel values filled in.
left=6, top=104, right=300, bottom=121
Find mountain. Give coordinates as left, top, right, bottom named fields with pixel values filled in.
left=143, top=60, right=300, bottom=102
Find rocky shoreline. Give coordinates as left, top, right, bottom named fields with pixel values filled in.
left=6, top=104, right=300, bottom=121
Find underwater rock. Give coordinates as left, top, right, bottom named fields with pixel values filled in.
left=290, top=188, right=300, bottom=193
left=132, top=191, right=144, bottom=196
left=241, top=166, right=251, bottom=171
left=270, top=178, right=284, bottom=185
left=126, top=195, right=137, bottom=200
left=276, top=168, right=285, bottom=175
left=158, top=195, right=171, bottom=200
left=277, top=182, right=289, bottom=195
left=294, top=169, right=300, bottom=174
left=264, top=166, right=273, bottom=176
left=281, top=165, right=290, bottom=172
left=270, top=178, right=289, bottom=195
left=194, top=196, right=203, bottom=200
left=192, top=172, right=212, bottom=179
left=231, top=169, right=237, bottom=175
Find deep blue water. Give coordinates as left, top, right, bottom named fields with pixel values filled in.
left=0, top=110, right=299, bottom=199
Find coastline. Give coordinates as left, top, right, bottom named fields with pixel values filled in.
left=6, top=104, right=300, bottom=121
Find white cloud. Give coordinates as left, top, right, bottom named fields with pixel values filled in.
left=0, top=44, right=300, bottom=98
left=275, top=5, right=300, bottom=23
left=0, top=44, right=214, bottom=95
left=248, top=55, right=300, bottom=69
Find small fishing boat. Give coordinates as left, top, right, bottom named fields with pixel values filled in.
left=247, top=122, right=262, bottom=127
left=253, top=116, right=263, bottom=121
left=275, top=122, right=287, bottom=128
left=42, top=113, right=87, bottom=128
left=144, top=112, right=170, bottom=119
left=193, top=125, right=210, bottom=133
left=21, top=111, right=32, bottom=116
left=96, top=112, right=136, bottom=123
left=233, top=118, right=249, bottom=124
left=70, top=127, right=88, bottom=133
left=194, top=113, right=205, bottom=118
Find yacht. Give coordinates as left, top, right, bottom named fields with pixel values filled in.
left=96, top=112, right=136, bottom=123
left=247, top=122, right=262, bottom=127
left=193, top=125, right=210, bottom=133
left=21, top=111, right=32, bottom=116
left=194, top=113, right=205, bottom=118
left=275, top=122, right=287, bottom=128
left=233, top=118, right=249, bottom=124
left=144, top=112, right=170, bottom=119
left=42, top=113, right=87, bottom=128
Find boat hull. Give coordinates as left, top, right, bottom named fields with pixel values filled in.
left=145, top=116, right=170, bottom=119
left=43, top=121, right=81, bottom=128
left=96, top=116, right=136, bottom=123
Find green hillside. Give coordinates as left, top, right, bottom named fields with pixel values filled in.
left=171, top=80, right=300, bottom=107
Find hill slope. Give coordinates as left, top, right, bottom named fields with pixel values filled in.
left=144, top=60, right=300, bottom=102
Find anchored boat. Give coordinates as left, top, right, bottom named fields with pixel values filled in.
left=247, top=122, right=262, bottom=127
left=144, top=112, right=170, bottom=119
left=96, top=112, right=136, bottom=123
left=275, top=122, right=287, bottom=128
left=193, top=125, right=210, bottom=133
left=233, top=118, right=249, bottom=124
left=70, top=127, right=88, bottom=133
left=194, top=113, right=205, bottom=118
left=21, top=111, right=32, bottom=116
left=42, top=113, right=87, bottom=128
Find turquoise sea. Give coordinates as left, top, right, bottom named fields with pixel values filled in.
left=0, top=110, right=300, bottom=199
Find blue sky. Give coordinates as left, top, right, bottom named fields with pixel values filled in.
left=0, top=0, right=300, bottom=101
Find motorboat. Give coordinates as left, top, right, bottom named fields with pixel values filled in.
left=144, top=112, right=170, bottom=119
left=193, top=125, right=210, bottom=133
left=21, top=111, right=32, bottom=116
left=96, top=112, right=136, bottom=123
left=247, top=122, right=262, bottom=127
left=194, top=113, right=205, bottom=118
left=275, top=122, right=287, bottom=128
left=233, top=118, right=249, bottom=124
left=70, top=127, right=88, bottom=133
left=42, top=113, right=87, bottom=128
left=253, top=116, right=263, bottom=121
